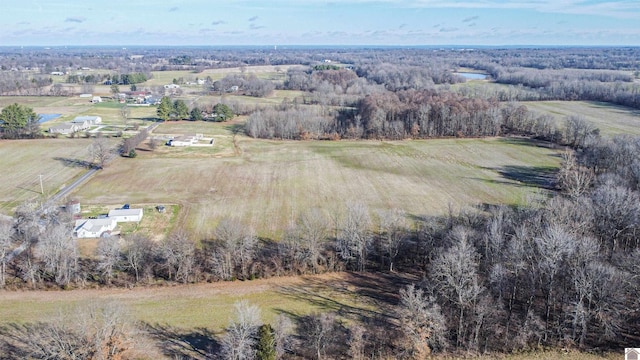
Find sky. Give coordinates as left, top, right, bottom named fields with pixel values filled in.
left=1, top=0, right=639, bottom=46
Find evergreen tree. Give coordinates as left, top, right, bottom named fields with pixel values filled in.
left=173, top=100, right=189, bottom=120
left=157, top=96, right=173, bottom=121
left=0, top=103, right=39, bottom=138
left=190, top=106, right=203, bottom=121
left=213, top=103, right=234, bottom=122
left=255, top=324, right=276, bottom=360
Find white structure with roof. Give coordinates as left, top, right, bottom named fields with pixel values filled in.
left=48, top=123, right=79, bottom=134
left=108, top=208, right=144, bottom=222
left=72, top=115, right=102, bottom=126
left=74, top=218, right=117, bottom=238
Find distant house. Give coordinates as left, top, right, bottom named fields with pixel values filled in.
left=168, top=133, right=203, bottom=147
left=74, top=218, right=117, bottom=238
left=79, top=93, right=93, bottom=98
left=48, top=123, right=78, bottom=134
left=72, top=116, right=102, bottom=126
left=164, top=84, right=180, bottom=89
left=108, top=208, right=144, bottom=222
left=50, top=71, right=64, bottom=76
left=91, top=96, right=102, bottom=103
left=627, top=349, right=640, bottom=360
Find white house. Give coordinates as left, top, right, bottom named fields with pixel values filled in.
left=91, top=96, right=102, bottom=103
left=164, top=84, right=180, bottom=89
left=74, top=218, right=117, bottom=238
left=48, top=123, right=78, bottom=134
left=72, top=116, right=102, bottom=126
left=108, top=208, right=144, bottom=222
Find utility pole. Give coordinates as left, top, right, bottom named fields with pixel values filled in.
left=39, top=174, right=44, bottom=195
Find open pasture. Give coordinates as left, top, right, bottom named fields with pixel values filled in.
left=0, top=138, right=98, bottom=213
left=522, top=100, right=640, bottom=136
left=0, top=272, right=383, bottom=331
left=73, top=120, right=561, bottom=239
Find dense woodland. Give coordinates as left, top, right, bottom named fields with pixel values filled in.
left=1, top=46, right=640, bottom=358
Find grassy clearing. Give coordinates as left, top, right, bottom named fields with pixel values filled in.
left=522, top=100, right=640, bottom=136
left=0, top=139, right=101, bottom=214
left=0, top=272, right=380, bottom=331
left=73, top=119, right=561, bottom=239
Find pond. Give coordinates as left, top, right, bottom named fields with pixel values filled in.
left=38, top=114, right=61, bottom=123
left=454, top=72, right=488, bottom=80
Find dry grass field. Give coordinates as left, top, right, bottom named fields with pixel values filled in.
left=72, top=120, right=561, bottom=239
left=0, top=138, right=102, bottom=213
left=523, top=100, right=640, bottom=136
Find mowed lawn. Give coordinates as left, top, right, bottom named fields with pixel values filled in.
left=0, top=139, right=98, bottom=213
left=73, top=121, right=561, bottom=239
left=523, top=100, right=640, bottom=136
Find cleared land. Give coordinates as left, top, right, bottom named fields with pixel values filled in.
left=73, top=120, right=561, bottom=239
left=0, top=272, right=388, bottom=331
left=523, top=100, right=640, bottom=136
left=0, top=138, right=101, bottom=213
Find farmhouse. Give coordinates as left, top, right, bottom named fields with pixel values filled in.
left=72, top=115, right=102, bottom=126
left=48, top=123, right=78, bottom=134
left=74, top=218, right=117, bottom=238
left=91, top=96, right=102, bottom=103
left=108, top=208, right=144, bottom=222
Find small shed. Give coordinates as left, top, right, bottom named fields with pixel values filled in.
left=91, top=96, right=102, bottom=103
left=108, top=208, right=144, bottom=222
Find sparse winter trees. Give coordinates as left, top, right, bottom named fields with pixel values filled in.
left=376, top=208, right=408, bottom=272
left=210, top=218, right=257, bottom=280
left=159, top=230, right=196, bottom=283
left=95, top=236, right=121, bottom=284
left=35, top=223, right=78, bottom=286
left=431, top=227, right=483, bottom=348
left=337, top=203, right=371, bottom=272
left=90, top=136, right=111, bottom=168
left=220, top=300, right=262, bottom=360
left=396, top=284, right=447, bottom=357
left=0, top=221, right=15, bottom=288
left=122, top=234, right=154, bottom=282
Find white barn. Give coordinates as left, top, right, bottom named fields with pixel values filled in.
left=108, top=208, right=144, bottom=222
left=72, top=115, right=102, bottom=126
left=74, top=218, right=117, bottom=238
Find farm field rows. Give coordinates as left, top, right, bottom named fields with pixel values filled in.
left=73, top=120, right=561, bottom=239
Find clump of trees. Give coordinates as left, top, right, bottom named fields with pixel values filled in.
left=0, top=103, right=40, bottom=139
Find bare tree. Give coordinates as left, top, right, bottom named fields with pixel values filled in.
left=120, top=105, right=131, bottom=127
left=347, top=324, right=366, bottom=360
left=294, top=208, right=329, bottom=273
left=159, top=230, right=195, bottom=283
left=211, top=218, right=257, bottom=280
left=556, top=151, right=594, bottom=198
left=297, top=312, right=342, bottom=360
left=90, top=136, right=111, bottom=169
left=0, top=301, right=138, bottom=359
left=122, top=234, right=154, bottom=283
left=430, top=226, right=483, bottom=348
left=337, top=203, right=371, bottom=272
left=35, top=223, right=78, bottom=286
left=95, top=236, right=121, bottom=285
left=220, top=300, right=262, bottom=360
left=0, top=221, right=15, bottom=288
left=396, top=284, right=448, bottom=357
left=273, top=314, right=293, bottom=359
left=376, top=208, right=408, bottom=272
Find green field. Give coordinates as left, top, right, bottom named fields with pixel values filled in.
left=72, top=119, right=561, bottom=239
left=523, top=101, right=640, bottom=136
